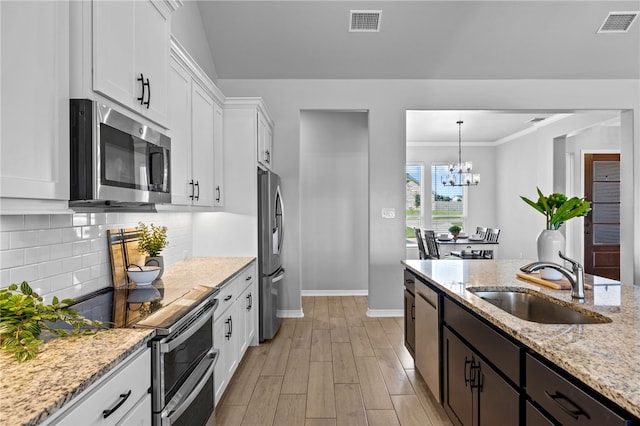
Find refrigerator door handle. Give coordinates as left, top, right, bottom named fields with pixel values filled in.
left=274, top=185, right=284, bottom=254
left=272, top=268, right=285, bottom=283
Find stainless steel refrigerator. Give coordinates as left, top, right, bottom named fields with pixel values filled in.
left=258, top=168, right=285, bottom=341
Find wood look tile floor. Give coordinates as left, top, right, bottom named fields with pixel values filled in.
left=211, top=296, right=452, bottom=426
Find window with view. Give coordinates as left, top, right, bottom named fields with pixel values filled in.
left=431, top=164, right=467, bottom=233
left=406, top=164, right=423, bottom=240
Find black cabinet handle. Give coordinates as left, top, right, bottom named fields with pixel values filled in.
left=225, top=316, right=231, bottom=340
left=470, top=362, right=483, bottom=390
left=102, top=390, right=131, bottom=418
left=464, top=357, right=473, bottom=387
left=247, top=293, right=252, bottom=310
left=265, top=150, right=270, bottom=163
left=246, top=275, right=252, bottom=281
left=410, top=303, right=415, bottom=320
left=195, top=181, right=200, bottom=200
left=137, top=73, right=150, bottom=108
left=189, top=179, right=195, bottom=200
left=224, top=295, right=232, bottom=301
left=216, top=185, right=221, bottom=202
left=146, top=77, right=151, bottom=109
left=545, top=390, right=591, bottom=420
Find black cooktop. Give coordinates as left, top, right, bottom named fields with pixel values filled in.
left=70, top=280, right=218, bottom=332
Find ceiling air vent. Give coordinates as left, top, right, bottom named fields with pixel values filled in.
left=597, top=11, right=639, bottom=33
left=350, top=10, right=382, bottom=32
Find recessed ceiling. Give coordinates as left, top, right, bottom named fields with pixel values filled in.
left=196, top=1, right=640, bottom=80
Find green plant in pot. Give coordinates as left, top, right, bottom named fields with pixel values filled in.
left=137, top=222, right=169, bottom=278
left=448, top=225, right=462, bottom=240
left=0, top=281, right=104, bottom=362
left=520, top=188, right=591, bottom=279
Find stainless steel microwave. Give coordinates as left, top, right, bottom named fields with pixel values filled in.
left=70, top=99, right=171, bottom=208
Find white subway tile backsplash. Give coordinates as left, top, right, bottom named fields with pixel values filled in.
left=0, top=215, right=25, bottom=231
left=61, top=227, right=82, bottom=243
left=50, top=214, right=73, bottom=228
left=50, top=242, right=73, bottom=260
left=1, top=249, right=24, bottom=269
left=39, top=259, right=63, bottom=278
left=38, top=228, right=62, bottom=246
left=62, top=255, right=83, bottom=274
left=0, top=232, right=9, bottom=250
left=10, top=264, right=40, bottom=284
left=10, top=230, right=39, bottom=249
left=25, top=215, right=51, bottom=230
left=25, top=246, right=50, bottom=265
left=0, top=212, right=192, bottom=300
left=72, top=240, right=91, bottom=256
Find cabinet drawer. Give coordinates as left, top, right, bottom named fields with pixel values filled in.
left=215, top=264, right=256, bottom=320
left=526, top=354, right=630, bottom=426
left=53, top=347, right=150, bottom=425
left=443, top=298, right=520, bottom=385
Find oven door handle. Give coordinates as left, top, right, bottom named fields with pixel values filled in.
left=161, top=349, right=219, bottom=425
left=160, top=299, right=218, bottom=353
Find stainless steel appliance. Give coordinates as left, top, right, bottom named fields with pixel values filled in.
left=69, top=277, right=220, bottom=426
left=70, top=99, right=171, bottom=209
left=147, top=290, right=219, bottom=426
left=257, top=168, right=285, bottom=341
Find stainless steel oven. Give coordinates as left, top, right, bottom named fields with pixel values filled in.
left=150, top=295, right=219, bottom=426
left=70, top=99, right=171, bottom=208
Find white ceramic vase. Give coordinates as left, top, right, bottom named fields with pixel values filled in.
left=536, top=229, right=565, bottom=280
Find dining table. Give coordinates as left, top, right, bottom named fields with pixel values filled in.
left=436, top=236, right=499, bottom=259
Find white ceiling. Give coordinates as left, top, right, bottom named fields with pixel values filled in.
left=406, top=110, right=558, bottom=144
left=197, top=0, right=640, bottom=80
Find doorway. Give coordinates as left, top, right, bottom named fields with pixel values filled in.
left=584, top=153, right=620, bottom=279
left=299, top=110, right=369, bottom=294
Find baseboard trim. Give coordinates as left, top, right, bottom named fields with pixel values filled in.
left=278, top=309, right=304, bottom=318
left=301, top=290, right=368, bottom=296
left=367, top=308, right=404, bottom=317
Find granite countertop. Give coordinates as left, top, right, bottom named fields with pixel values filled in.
left=0, top=256, right=255, bottom=426
left=402, top=258, right=640, bottom=419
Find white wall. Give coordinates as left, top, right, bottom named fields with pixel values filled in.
left=497, top=111, right=622, bottom=264
left=300, top=111, right=368, bottom=294
left=170, top=0, right=218, bottom=82
left=217, top=79, right=640, bottom=313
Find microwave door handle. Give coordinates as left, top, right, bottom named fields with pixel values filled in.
left=159, top=300, right=217, bottom=353
left=163, top=349, right=218, bottom=424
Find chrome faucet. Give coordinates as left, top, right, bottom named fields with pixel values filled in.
left=520, top=251, right=585, bottom=300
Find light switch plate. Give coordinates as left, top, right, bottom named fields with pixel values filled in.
left=381, top=208, right=395, bottom=219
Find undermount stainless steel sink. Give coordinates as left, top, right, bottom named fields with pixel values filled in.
left=467, top=288, right=611, bottom=324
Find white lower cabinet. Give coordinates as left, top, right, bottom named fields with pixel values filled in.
left=43, top=347, right=151, bottom=426
left=213, top=262, right=257, bottom=405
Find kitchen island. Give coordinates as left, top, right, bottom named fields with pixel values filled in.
left=0, top=256, right=255, bottom=426
left=402, top=258, right=640, bottom=422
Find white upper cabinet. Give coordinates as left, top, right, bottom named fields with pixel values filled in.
left=191, top=81, right=215, bottom=207
left=0, top=0, right=70, bottom=211
left=258, top=110, right=274, bottom=170
left=92, top=0, right=171, bottom=127
left=213, top=102, right=225, bottom=207
left=168, top=38, right=225, bottom=209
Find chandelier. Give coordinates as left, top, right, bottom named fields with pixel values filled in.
left=441, top=120, right=480, bottom=187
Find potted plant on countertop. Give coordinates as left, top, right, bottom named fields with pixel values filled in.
left=520, top=188, right=591, bottom=279
left=448, top=225, right=462, bottom=241
left=137, top=222, right=169, bottom=278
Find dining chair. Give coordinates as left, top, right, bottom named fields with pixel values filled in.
left=413, top=227, right=428, bottom=259
left=476, top=226, right=488, bottom=240
left=482, top=228, right=500, bottom=258
left=424, top=230, right=441, bottom=259
left=485, top=228, right=500, bottom=242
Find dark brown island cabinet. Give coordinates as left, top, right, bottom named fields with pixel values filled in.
left=403, top=268, right=640, bottom=426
